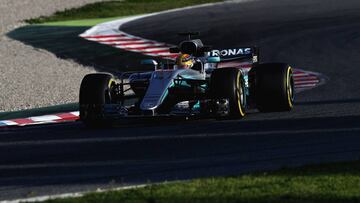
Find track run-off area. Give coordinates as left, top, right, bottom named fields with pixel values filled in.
left=2, top=0, right=360, bottom=201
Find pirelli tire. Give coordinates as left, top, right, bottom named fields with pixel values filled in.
left=210, top=68, right=246, bottom=119
left=79, top=73, right=115, bottom=126
left=253, top=63, right=294, bottom=112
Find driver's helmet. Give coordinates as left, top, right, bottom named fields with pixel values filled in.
left=175, top=54, right=194, bottom=69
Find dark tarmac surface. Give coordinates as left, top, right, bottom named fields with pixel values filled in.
left=2, top=0, right=360, bottom=200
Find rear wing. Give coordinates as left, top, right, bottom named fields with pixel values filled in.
left=208, top=47, right=259, bottom=64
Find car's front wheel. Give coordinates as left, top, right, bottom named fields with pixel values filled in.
left=79, top=73, right=115, bottom=127
left=210, top=68, right=246, bottom=119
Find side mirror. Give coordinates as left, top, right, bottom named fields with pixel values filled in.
left=207, top=56, right=220, bottom=63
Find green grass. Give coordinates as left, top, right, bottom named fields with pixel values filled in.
left=43, top=161, right=360, bottom=203
left=26, top=0, right=223, bottom=24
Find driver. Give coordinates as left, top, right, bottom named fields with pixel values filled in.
left=175, top=53, right=195, bottom=69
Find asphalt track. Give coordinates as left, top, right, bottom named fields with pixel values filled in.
left=2, top=0, right=360, bottom=200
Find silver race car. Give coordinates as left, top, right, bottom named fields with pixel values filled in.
left=79, top=33, right=294, bottom=126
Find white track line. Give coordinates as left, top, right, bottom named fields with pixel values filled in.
left=1, top=185, right=147, bottom=203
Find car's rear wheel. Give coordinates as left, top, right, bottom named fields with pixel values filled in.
left=79, top=73, right=115, bottom=127
left=253, top=63, right=294, bottom=112
left=210, top=68, right=246, bottom=119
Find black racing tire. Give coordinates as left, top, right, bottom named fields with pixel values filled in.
left=210, top=68, right=246, bottom=119
left=79, top=73, right=115, bottom=127
left=253, top=63, right=294, bottom=112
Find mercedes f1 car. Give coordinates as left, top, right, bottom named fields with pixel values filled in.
left=79, top=33, right=294, bottom=126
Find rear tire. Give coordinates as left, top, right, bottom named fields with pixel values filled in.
left=253, top=63, right=294, bottom=112
left=210, top=68, right=246, bottom=119
left=79, top=73, right=115, bottom=127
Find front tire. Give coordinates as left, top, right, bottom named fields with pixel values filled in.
left=79, top=73, right=115, bottom=127
left=210, top=68, right=246, bottom=119
left=252, top=63, right=294, bottom=112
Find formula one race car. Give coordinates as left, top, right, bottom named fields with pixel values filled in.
left=79, top=33, right=294, bottom=126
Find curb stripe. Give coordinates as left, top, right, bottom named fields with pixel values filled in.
left=142, top=49, right=172, bottom=54
left=100, top=38, right=143, bottom=43
left=12, top=118, right=34, bottom=125
left=109, top=41, right=161, bottom=46
left=127, top=46, right=169, bottom=51
left=295, top=83, right=317, bottom=88
left=113, top=43, right=166, bottom=49
left=0, top=112, right=79, bottom=128
left=294, top=80, right=320, bottom=85
left=31, top=115, right=61, bottom=122
left=83, top=34, right=126, bottom=38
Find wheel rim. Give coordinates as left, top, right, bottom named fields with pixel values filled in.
left=287, top=67, right=294, bottom=108
left=236, top=72, right=245, bottom=116
left=105, top=79, right=115, bottom=103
